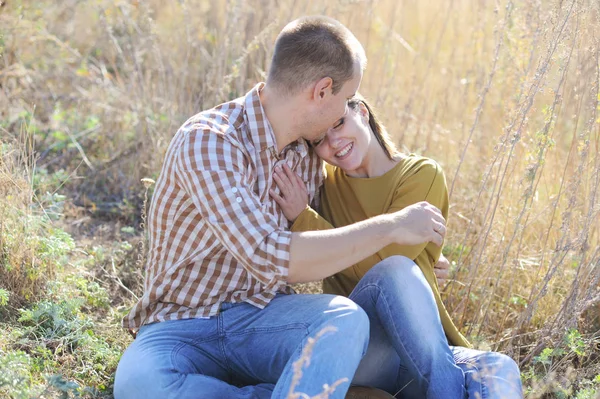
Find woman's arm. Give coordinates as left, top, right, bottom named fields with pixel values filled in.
left=270, top=163, right=334, bottom=231
left=379, top=158, right=449, bottom=263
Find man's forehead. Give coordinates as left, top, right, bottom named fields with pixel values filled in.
left=348, top=69, right=363, bottom=95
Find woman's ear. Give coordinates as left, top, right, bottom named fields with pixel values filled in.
left=358, top=102, right=369, bottom=123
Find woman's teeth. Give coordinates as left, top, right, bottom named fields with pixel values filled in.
left=336, top=143, right=353, bottom=158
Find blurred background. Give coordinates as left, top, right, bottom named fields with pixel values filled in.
left=1, top=0, right=599, bottom=397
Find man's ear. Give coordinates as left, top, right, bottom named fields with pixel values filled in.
left=312, top=77, right=334, bottom=101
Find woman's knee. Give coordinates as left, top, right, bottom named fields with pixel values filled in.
left=362, top=256, right=420, bottom=284
left=358, top=256, right=431, bottom=301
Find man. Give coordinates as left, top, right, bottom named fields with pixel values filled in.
left=114, top=16, right=449, bottom=399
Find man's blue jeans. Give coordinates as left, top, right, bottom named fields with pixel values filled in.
left=113, top=293, right=370, bottom=399
left=350, top=255, right=523, bottom=399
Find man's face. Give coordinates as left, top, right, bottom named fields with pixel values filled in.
left=305, top=63, right=363, bottom=143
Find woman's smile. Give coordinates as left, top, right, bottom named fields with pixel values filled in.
left=335, top=142, right=354, bottom=159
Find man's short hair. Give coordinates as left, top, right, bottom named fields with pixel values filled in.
left=267, top=16, right=366, bottom=96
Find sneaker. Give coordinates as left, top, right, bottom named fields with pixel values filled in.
left=345, top=386, right=396, bottom=399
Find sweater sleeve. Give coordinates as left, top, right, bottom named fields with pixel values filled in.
left=290, top=206, right=335, bottom=232
left=377, top=159, right=449, bottom=264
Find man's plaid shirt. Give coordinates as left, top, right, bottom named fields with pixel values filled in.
left=124, top=83, right=324, bottom=329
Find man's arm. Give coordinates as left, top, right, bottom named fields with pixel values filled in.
left=270, top=163, right=447, bottom=284
left=176, top=128, right=293, bottom=292
left=287, top=201, right=446, bottom=283
left=177, top=129, right=445, bottom=287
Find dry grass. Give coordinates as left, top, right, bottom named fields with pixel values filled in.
left=0, top=124, right=50, bottom=310
left=1, top=0, right=600, bottom=396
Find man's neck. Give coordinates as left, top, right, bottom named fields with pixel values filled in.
left=259, top=85, right=302, bottom=153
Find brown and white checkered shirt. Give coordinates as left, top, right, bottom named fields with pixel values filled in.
left=123, top=83, right=324, bottom=329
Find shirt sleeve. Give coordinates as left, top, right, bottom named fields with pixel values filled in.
left=379, top=159, right=449, bottom=265
left=175, top=126, right=291, bottom=290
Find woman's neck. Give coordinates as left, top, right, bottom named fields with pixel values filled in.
left=347, top=141, right=399, bottom=178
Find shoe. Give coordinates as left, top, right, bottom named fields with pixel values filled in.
left=345, top=386, right=396, bottom=399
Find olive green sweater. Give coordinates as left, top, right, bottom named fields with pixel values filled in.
left=291, top=154, right=471, bottom=348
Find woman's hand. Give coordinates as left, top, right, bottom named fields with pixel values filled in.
left=434, top=253, right=451, bottom=286
left=269, top=163, right=309, bottom=222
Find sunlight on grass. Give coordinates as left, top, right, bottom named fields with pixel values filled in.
left=1, top=0, right=599, bottom=397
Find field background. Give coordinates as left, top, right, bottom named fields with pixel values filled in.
left=1, top=0, right=599, bottom=397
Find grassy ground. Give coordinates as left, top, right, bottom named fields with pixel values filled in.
left=1, top=0, right=600, bottom=397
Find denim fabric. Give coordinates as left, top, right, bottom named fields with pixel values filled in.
left=452, top=347, right=523, bottom=399
left=349, top=256, right=523, bottom=399
left=114, top=293, right=369, bottom=399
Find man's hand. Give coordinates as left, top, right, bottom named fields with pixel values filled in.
left=389, top=201, right=446, bottom=247
left=434, top=253, right=451, bottom=286
left=270, top=163, right=309, bottom=222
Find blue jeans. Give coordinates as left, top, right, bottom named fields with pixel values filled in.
left=350, top=256, right=523, bottom=399
left=113, top=294, right=369, bottom=399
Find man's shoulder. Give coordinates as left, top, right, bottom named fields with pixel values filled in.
left=182, top=97, right=246, bottom=137
left=157, top=97, right=250, bottom=173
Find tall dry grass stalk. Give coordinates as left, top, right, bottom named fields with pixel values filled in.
left=1, top=0, right=599, bottom=386
left=0, top=119, right=49, bottom=308
left=287, top=326, right=348, bottom=399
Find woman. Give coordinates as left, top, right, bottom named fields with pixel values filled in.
left=270, top=96, right=523, bottom=398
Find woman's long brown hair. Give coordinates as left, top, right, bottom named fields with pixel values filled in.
left=348, top=95, right=397, bottom=160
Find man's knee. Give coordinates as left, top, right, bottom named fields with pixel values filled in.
left=320, top=295, right=370, bottom=351
left=114, top=347, right=172, bottom=399
left=325, top=295, right=369, bottom=326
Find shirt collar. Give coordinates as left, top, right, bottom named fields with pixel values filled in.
left=244, top=82, right=309, bottom=158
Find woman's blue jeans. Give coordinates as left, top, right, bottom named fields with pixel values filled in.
left=113, top=293, right=370, bottom=399
left=350, top=255, right=523, bottom=399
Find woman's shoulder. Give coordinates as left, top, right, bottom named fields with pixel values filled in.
left=392, top=154, right=449, bottom=199
left=393, top=153, right=443, bottom=178
left=323, top=162, right=344, bottom=181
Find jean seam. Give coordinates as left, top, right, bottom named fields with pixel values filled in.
left=164, top=343, right=196, bottom=397
left=481, top=369, right=488, bottom=399
left=216, top=311, right=233, bottom=376
left=224, top=323, right=310, bottom=337
left=461, top=363, right=485, bottom=399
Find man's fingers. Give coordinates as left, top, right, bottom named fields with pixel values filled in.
left=429, top=207, right=446, bottom=226
left=433, top=220, right=446, bottom=239
left=433, top=233, right=443, bottom=247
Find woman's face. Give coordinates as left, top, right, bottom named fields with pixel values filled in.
left=311, top=103, right=373, bottom=176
